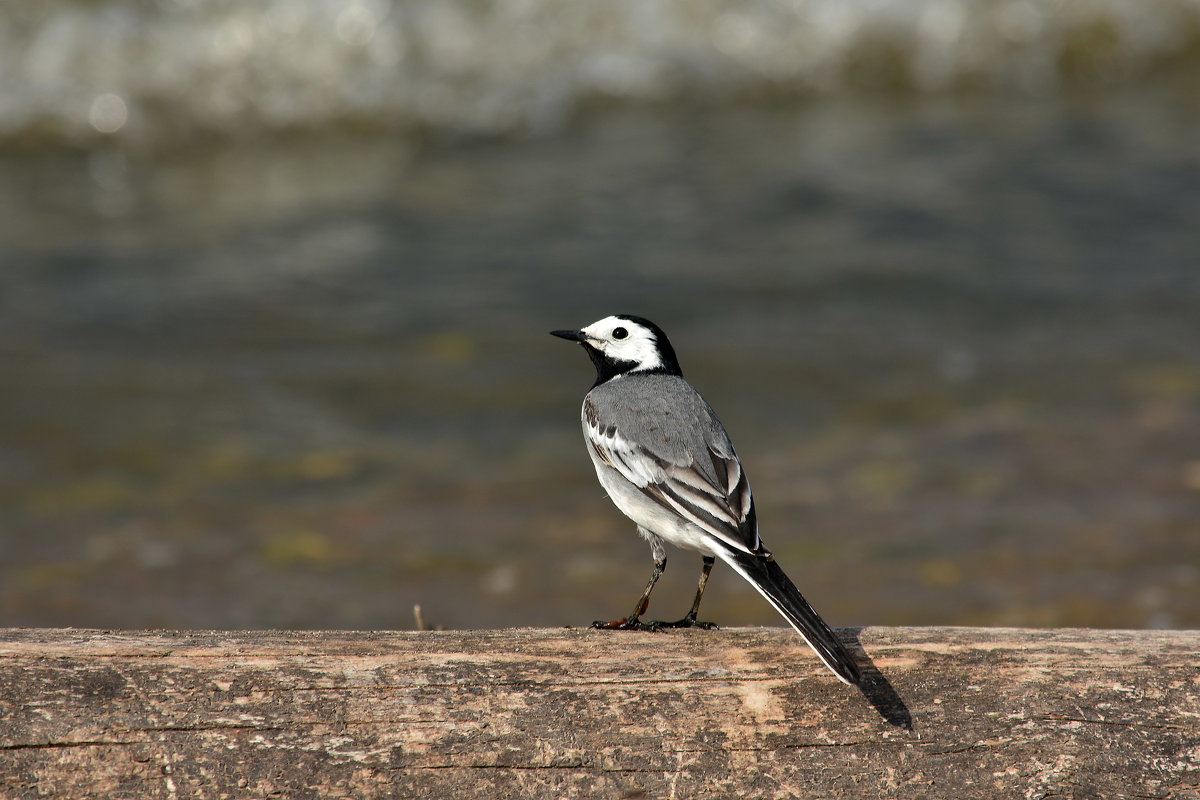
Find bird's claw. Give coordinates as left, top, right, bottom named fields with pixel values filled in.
left=653, top=616, right=719, bottom=630
left=590, top=615, right=719, bottom=632
left=590, top=617, right=664, bottom=632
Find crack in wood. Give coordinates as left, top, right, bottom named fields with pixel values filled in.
left=415, top=763, right=674, bottom=773
left=924, top=738, right=1016, bottom=755
left=109, top=724, right=280, bottom=734
left=0, top=740, right=140, bottom=751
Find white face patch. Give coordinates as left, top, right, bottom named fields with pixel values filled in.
left=580, top=316, right=664, bottom=373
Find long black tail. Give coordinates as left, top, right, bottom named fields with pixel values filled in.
left=722, top=551, right=861, bottom=685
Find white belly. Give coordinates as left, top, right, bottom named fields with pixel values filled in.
left=592, top=460, right=722, bottom=557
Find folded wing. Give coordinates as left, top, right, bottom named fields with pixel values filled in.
left=584, top=398, right=761, bottom=555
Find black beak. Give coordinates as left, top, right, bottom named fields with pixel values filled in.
left=550, top=329, right=584, bottom=342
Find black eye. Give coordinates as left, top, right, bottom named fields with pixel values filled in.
left=612, top=327, right=628, bottom=340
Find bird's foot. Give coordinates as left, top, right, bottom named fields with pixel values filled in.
left=590, top=616, right=663, bottom=632
left=652, top=614, right=719, bottom=630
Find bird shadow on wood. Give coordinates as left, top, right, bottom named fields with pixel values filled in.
left=844, top=628, right=913, bottom=730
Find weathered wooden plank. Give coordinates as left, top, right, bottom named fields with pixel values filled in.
left=1, top=627, right=1197, bottom=799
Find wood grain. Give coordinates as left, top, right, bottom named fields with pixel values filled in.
left=1, top=627, right=1197, bottom=799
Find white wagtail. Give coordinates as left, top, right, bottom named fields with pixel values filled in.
left=551, top=315, right=861, bottom=685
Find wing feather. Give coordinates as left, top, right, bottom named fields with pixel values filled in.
left=584, top=401, right=760, bottom=554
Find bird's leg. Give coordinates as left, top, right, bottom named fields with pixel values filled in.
left=592, top=541, right=668, bottom=632
left=654, top=556, right=719, bottom=630
left=591, top=556, right=665, bottom=631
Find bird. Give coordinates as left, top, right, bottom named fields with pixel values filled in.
left=551, top=314, right=861, bottom=685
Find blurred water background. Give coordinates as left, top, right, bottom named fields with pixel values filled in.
left=2, top=0, right=1199, bottom=632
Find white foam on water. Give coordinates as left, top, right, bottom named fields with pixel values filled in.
left=2, top=0, right=1199, bottom=149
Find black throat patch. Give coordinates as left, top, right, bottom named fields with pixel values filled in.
left=582, top=343, right=640, bottom=387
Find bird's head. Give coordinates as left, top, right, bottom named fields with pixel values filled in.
left=551, top=314, right=682, bottom=385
